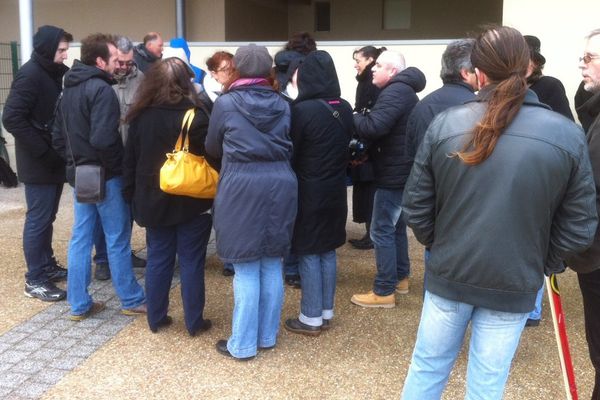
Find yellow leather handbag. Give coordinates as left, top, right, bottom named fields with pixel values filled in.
left=159, top=109, right=218, bottom=199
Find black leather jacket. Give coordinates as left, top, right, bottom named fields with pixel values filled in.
left=402, top=88, right=598, bottom=313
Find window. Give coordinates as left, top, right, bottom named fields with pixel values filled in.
left=315, top=2, right=331, bottom=32
left=383, top=0, right=411, bottom=30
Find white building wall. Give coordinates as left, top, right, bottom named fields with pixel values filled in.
left=503, top=0, right=600, bottom=119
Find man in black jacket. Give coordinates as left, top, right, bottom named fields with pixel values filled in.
left=52, top=34, right=146, bottom=321
left=133, top=32, right=163, bottom=73
left=2, top=25, right=72, bottom=302
left=350, top=50, right=426, bottom=308
left=405, top=39, right=477, bottom=160
left=569, top=28, right=600, bottom=399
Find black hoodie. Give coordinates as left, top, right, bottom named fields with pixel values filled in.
left=290, top=50, right=353, bottom=254
left=52, top=60, right=122, bottom=186
left=2, top=25, right=69, bottom=184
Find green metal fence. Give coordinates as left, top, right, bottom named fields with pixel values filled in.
left=0, top=42, right=19, bottom=107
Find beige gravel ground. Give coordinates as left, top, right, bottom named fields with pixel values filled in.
left=0, top=186, right=595, bottom=399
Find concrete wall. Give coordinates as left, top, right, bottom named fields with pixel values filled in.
left=503, top=0, right=600, bottom=119
left=0, top=0, right=237, bottom=50
left=224, top=0, right=288, bottom=41
left=0, top=0, right=177, bottom=43
left=187, top=0, right=226, bottom=41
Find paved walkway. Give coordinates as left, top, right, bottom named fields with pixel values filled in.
left=0, top=184, right=595, bottom=400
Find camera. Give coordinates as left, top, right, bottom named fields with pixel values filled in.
left=349, top=138, right=368, bottom=161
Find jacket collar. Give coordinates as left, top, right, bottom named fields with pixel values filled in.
left=468, top=86, right=551, bottom=111
left=577, top=90, right=600, bottom=120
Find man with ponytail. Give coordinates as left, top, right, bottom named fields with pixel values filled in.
left=401, top=26, right=597, bottom=399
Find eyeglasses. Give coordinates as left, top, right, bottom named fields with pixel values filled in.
left=117, top=60, right=135, bottom=67
left=580, top=54, right=600, bottom=64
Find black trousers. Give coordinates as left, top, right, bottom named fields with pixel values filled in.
left=578, top=269, right=600, bottom=400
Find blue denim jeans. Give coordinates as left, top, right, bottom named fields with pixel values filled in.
left=23, top=183, right=63, bottom=284
left=528, top=283, right=544, bottom=320
left=284, top=253, right=299, bottom=277
left=228, top=257, right=284, bottom=358
left=370, top=188, right=410, bottom=296
left=67, top=177, right=145, bottom=316
left=298, top=251, right=336, bottom=326
left=401, top=291, right=528, bottom=400
left=93, top=208, right=135, bottom=265
left=145, top=213, right=212, bottom=333
left=93, top=221, right=108, bottom=265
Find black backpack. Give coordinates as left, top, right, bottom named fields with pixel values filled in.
left=0, top=136, right=17, bottom=188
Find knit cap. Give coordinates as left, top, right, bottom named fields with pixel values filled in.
left=233, top=44, right=273, bottom=78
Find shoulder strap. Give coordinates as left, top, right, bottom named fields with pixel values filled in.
left=57, top=92, right=78, bottom=167
left=317, top=99, right=345, bottom=129
left=173, top=109, right=195, bottom=152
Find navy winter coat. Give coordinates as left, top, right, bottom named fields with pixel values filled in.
left=405, top=82, right=475, bottom=160
left=353, top=67, right=426, bottom=189
left=205, top=84, right=297, bottom=263
left=2, top=25, right=68, bottom=184
left=290, top=51, right=353, bottom=255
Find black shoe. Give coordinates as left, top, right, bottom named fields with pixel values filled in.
left=189, top=319, right=212, bottom=336
left=216, top=339, right=254, bottom=361
left=321, top=319, right=332, bottom=331
left=131, top=251, right=147, bottom=268
left=24, top=281, right=66, bottom=302
left=351, top=238, right=374, bottom=250
left=45, top=263, right=68, bottom=282
left=284, top=318, right=321, bottom=337
left=222, top=268, right=235, bottom=277
left=285, top=275, right=301, bottom=289
left=149, top=315, right=173, bottom=333
left=525, top=318, right=540, bottom=327
left=94, top=263, right=111, bottom=281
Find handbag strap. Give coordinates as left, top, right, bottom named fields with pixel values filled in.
left=57, top=92, right=79, bottom=168
left=173, top=109, right=196, bottom=152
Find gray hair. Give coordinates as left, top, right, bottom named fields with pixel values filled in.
left=440, top=39, right=475, bottom=84
left=115, top=36, right=134, bottom=53
left=376, top=50, right=406, bottom=72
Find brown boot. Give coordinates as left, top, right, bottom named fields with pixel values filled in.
left=350, top=291, right=395, bottom=308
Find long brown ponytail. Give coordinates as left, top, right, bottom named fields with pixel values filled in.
left=455, top=26, right=530, bottom=165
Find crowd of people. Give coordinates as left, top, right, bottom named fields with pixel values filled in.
left=2, top=24, right=600, bottom=399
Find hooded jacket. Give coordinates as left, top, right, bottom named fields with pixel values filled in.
left=402, top=89, right=598, bottom=313
left=567, top=90, right=600, bottom=273
left=52, top=61, right=122, bottom=186
left=290, top=50, right=353, bottom=255
left=2, top=25, right=68, bottom=184
left=353, top=67, right=426, bottom=189
left=133, top=43, right=160, bottom=73
left=205, top=84, right=297, bottom=263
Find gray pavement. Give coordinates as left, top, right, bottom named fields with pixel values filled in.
left=0, top=184, right=212, bottom=399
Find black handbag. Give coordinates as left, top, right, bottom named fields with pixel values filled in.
left=60, top=103, right=105, bottom=203
left=74, top=164, right=105, bottom=203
